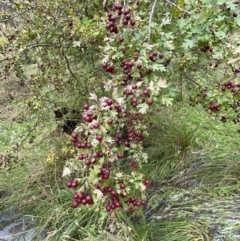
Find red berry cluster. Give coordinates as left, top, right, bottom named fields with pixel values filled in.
left=105, top=3, right=135, bottom=34
left=102, top=62, right=115, bottom=74
left=120, top=59, right=134, bottom=77
left=221, top=80, right=240, bottom=94
left=125, top=197, right=146, bottom=213
left=125, top=112, right=144, bottom=141
left=66, top=2, right=161, bottom=213
left=72, top=192, right=94, bottom=208
left=129, top=161, right=138, bottom=168
left=68, top=100, right=148, bottom=210
left=200, top=45, right=213, bottom=53
left=209, top=103, right=221, bottom=112
left=67, top=180, right=78, bottom=188
left=190, top=80, right=240, bottom=125
left=149, top=51, right=164, bottom=62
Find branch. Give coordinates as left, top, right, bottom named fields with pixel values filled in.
left=184, top=72, right=202, bottom=87
left=165, top=0, right=191, bottom=15
left=148, top=0, right=158, bottom=44
left=63, top=52, right=79, bottom=82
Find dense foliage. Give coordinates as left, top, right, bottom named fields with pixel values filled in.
left=1, top=0, right=240, bottom=234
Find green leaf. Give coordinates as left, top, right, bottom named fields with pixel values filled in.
left=235, top=15, right=240, bottom=27
left=215, top=30, right=226, bottom=39
left=182, top=39, right=197, bottom=49
left=152, top=63, right=166, bottom=72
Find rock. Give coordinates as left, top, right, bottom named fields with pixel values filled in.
left=0, top=211, right=47, bottom=241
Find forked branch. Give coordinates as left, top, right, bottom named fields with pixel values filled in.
left=148, top=0, right=158, bottom=44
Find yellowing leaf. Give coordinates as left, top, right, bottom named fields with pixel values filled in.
left=89, top=92, right=98, bottom=101
left=137, top=103, right=149, bottom=114
left=158, top=78, right=168, bottom=88
left=93, top=189, right=104, bottom=199
left=161, top=96, right=173, bottom=106
left=115, top=172, right=124, bottom=178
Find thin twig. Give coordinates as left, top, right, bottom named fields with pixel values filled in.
left=184, top=72, right=202, bottom=87
left=148, top=0, right=158, bottom=44
left=165, top=0, right=191, bottom=15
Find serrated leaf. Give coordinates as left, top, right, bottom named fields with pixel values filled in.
left=212, top=50, right=223, bottom=60
left=158, top=78, right=168, bottom=88
left=182, top=39, right=197, bottom=49
left=62, top=167, right=71, bottom=177
left=89, top=92, right=98, bottom=101
left=160, top=17, right=171, bottom=26
left=235, top=15, right=240, bottom=27
left=91, top=138, right=100, bottom=147
left=161, top=96, right=173, bottom=106
left=152, top=63, right=166, bottom=72
left=215, top=30, right=226, bottom=39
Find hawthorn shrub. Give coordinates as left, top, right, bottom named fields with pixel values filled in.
left=1, top=0, right=240, bottom=217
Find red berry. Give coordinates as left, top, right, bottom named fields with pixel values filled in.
left=107, top=119, right=113, bottom=125
left=117, top=153, right=123, bottom=159
left=146, top=99, right=153, bottom=105
left=120, top=183, right=125, bottom=189
left=67, top=181, right=72, bottom=188
left=86, top=143, right=92, bottom=149
left=135, top=201, right=141, bottom=206
left=96, top=135, right=103, bottom=141
left=83, top=104, right=89, bottom=110
left=125, top=14, right=131, bottom=20
left=71, top=180, right=78, bottom=188
left=71, top=132, right=78, bottom=139
left=106, top=205, right=111, bottom=212
left=111, top=190, right=117, bottom=196
left=132, top=84, right=137, bottom=89
left=143, top=89, right=150, bottom=95
left=92, top=122, right=99, bottom=129
left=86, top=195, right=93, bottom=204
left=97, top=151, right=104, bottom=158
left=119, top=36, right=124, bottom=43
left=111, top=203, right=116, bottom=210
left=78, top=154, right=84, bottom=160
left=72, top=200, right=79, bottom=208
left=123, top=8, right=130, bottom=15
left=144, top=180, right=151, bottom=186
left=115, top=202, right=121, bottom=208
left=122, top=19, right=128, bottom=25
left=130, top=19, right=136, bottom=26
left=159, top=52, right=164, bottom=58
left=85, top=159, right=91, bottom=166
